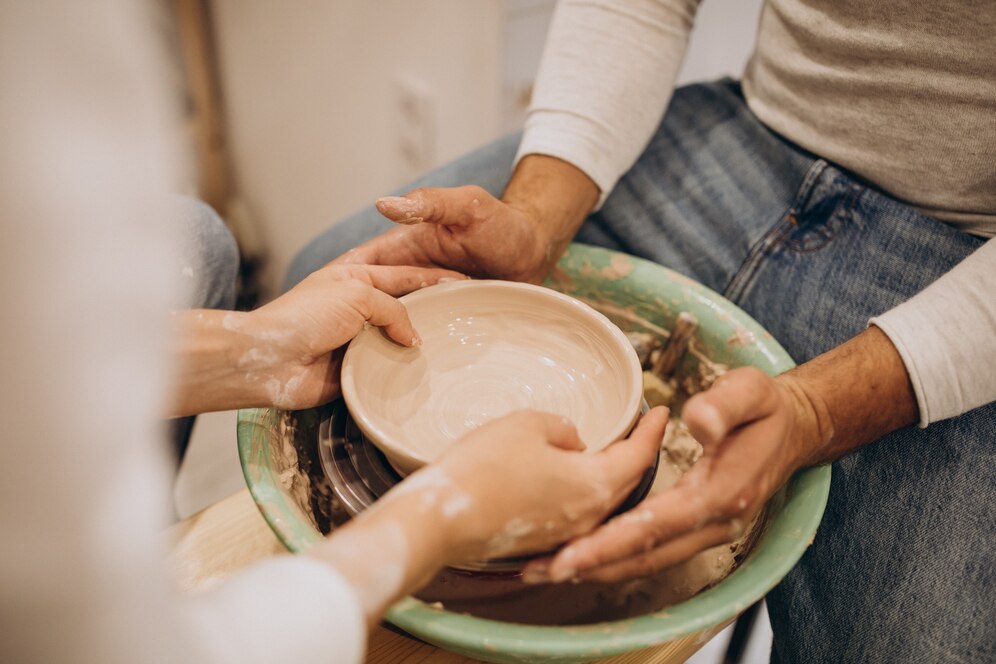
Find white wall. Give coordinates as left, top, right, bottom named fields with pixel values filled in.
left=211, top=0, right=762, bottom=296
left=212, top=0, right=505, bottom=294
left=679, top=0, right=763, bottom=85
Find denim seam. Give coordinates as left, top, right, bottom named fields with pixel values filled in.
left=723, top=159, right=829, bottom=303
left=723, top=220, right=786, bottom=304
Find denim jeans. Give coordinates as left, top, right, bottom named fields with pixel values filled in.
left=288, top=80, right=995, bottom=662
left=171, top=197, right=240, bottom=460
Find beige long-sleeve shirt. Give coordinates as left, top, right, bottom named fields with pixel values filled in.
left=517, top=0, right=996, bottom=425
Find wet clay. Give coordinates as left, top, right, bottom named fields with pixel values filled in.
left=342, top=280, right=643, bottom=474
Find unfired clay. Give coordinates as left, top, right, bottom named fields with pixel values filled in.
left=341, top=280, right=643, bottom=475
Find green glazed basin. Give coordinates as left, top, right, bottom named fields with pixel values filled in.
left=238, top=244, right=831, bottom=663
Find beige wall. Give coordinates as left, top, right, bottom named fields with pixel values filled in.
left=212, top=1, right=505, bottom=294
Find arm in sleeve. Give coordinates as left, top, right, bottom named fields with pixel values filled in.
left=184, top=558, right=366, bottom=664
left=515, top=0, right=703, bottom=207
left=871, top=237, right=996, bottom=426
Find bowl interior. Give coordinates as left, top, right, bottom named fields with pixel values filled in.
left=238, top=244, right=830, bottom=664
left=341, top=279, right=643, bottom=475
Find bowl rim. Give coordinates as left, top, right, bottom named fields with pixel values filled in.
left=339, top=279, right=645, bottom=474
left=238, top=245, right=831, bottom=662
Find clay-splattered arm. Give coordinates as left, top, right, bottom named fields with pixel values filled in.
left=166, top=264, right=462, bottom=417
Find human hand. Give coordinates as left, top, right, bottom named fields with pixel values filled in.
left=243, top=263, right=465, bottom=409
left=334, top=186, right=550, bottom=283
left=335, top=155, right=599, bottom=283
left=416, top=407, right=669, bottom=563
left=526, top=368, right=820, bottom=583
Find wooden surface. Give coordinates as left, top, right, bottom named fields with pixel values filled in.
left=167, top=490, right=725, bottom=663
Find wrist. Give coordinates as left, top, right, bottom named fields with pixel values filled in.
left=374, top=467, right=482, bottom=566
left=776, top=373, right=836, bottom=469
left=502, top=154, right=599, bottom=280
left=226, top=310, right=313, bottom=409
left=775, top=327, right=917, bottom=466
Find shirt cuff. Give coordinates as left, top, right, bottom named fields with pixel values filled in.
left=869, top=317, right=934, bottom=428
left=184, top=556, right=366, bottom=664
left=514, top=111, right=625, bottom=210
left=869, top=244, right=996, bottom=427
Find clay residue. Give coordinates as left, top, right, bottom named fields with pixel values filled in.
left=579, top=255, right=634, bottom=281
left=579, top=298, right=673, bottom=339
left=684, top=338, right=730, bottom=394
left=275, top=413, right=312, bottom=518
left=728, top=327, right=756, bottom=347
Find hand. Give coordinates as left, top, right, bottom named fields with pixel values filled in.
left=336, top=155, right=600, bottom=283
left=240, top=263, right=465, bottom=410
left=336, top=186, right=550, bottom=283
left=307, top=328, right=915, bottom=627
left=173, top=262, right=460, bottom=416
left=527, top=368, right=819, bottom=583
left=426, top=407, right=669, bottom=563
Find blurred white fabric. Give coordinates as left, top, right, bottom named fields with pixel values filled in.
left=0, top=3, right=364, bottom=663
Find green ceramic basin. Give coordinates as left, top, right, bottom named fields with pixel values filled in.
left=238, top=244, right=830, bottom=663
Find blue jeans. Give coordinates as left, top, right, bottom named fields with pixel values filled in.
left=288, top=80, right=994, bottom=662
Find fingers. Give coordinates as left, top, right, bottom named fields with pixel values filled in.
left=683, top=367, right=778, bottom=448
left=357, top=286, right=420, bottom=347
left=376, top=185, right=496, bottom=228
left=577, top=521, right=737, bottom=583
left=542, top=414, right=586, bottom=452
left=597, top=407, right=669, bottom=486
left=331, top=226, right=434, bottom=269
left=510, top=411, right=586, bottom=452
left=542, top=483, right=701, bottom=582
left=520, top=555, right=555, bottom=585
left=322, top=264, right=468, bottom=296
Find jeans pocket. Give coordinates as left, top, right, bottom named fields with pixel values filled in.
left=778, top=180, right=863, bottom=254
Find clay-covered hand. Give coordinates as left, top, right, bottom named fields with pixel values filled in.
left=527, top=368, right=817, bottom=583
left=334, top=186, right=553, bottom=283
left=243, top=263, right=465, bottom=409
left=424, top=407, right=669, bottom=564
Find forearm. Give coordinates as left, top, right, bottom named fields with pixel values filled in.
left=167, top=309, right=281, bottom=416
left=780, top=326, right=918, bottom=467
left=304, top=474, right=462, bottom=628
left=502, top=154, right=599, bottom=274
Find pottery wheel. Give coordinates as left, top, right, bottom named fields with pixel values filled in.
left=317, top=398, right=657, bottom=574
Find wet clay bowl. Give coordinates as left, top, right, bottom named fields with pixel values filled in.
left=340, top=280, right=645, bottom=476
left=238, top=244, right=831, bottom=664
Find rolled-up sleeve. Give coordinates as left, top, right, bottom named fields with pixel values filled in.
left=515, top=0, right=702, bottom=208
left=871, top=238, right=996, bottom=427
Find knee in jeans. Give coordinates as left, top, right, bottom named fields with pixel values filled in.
left=176, top=197, right=240, bottom=310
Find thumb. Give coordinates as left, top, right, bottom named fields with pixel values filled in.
left=540, top=413, right=587, bottom=452
left=376, top=185, right=497, bottom=228
left=359, top=286, right=421, bottom=348
left=597, top=406, right=669, bottom=486
left=683, top=367, right=779, bottom=450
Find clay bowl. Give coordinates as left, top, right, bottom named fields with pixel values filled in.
left=238, top=244, right=831, bottom=664
left=340, top=280, right=644, bottom=476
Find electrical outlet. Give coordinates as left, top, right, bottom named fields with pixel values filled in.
left=394, top=76, right=435, bottom=180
